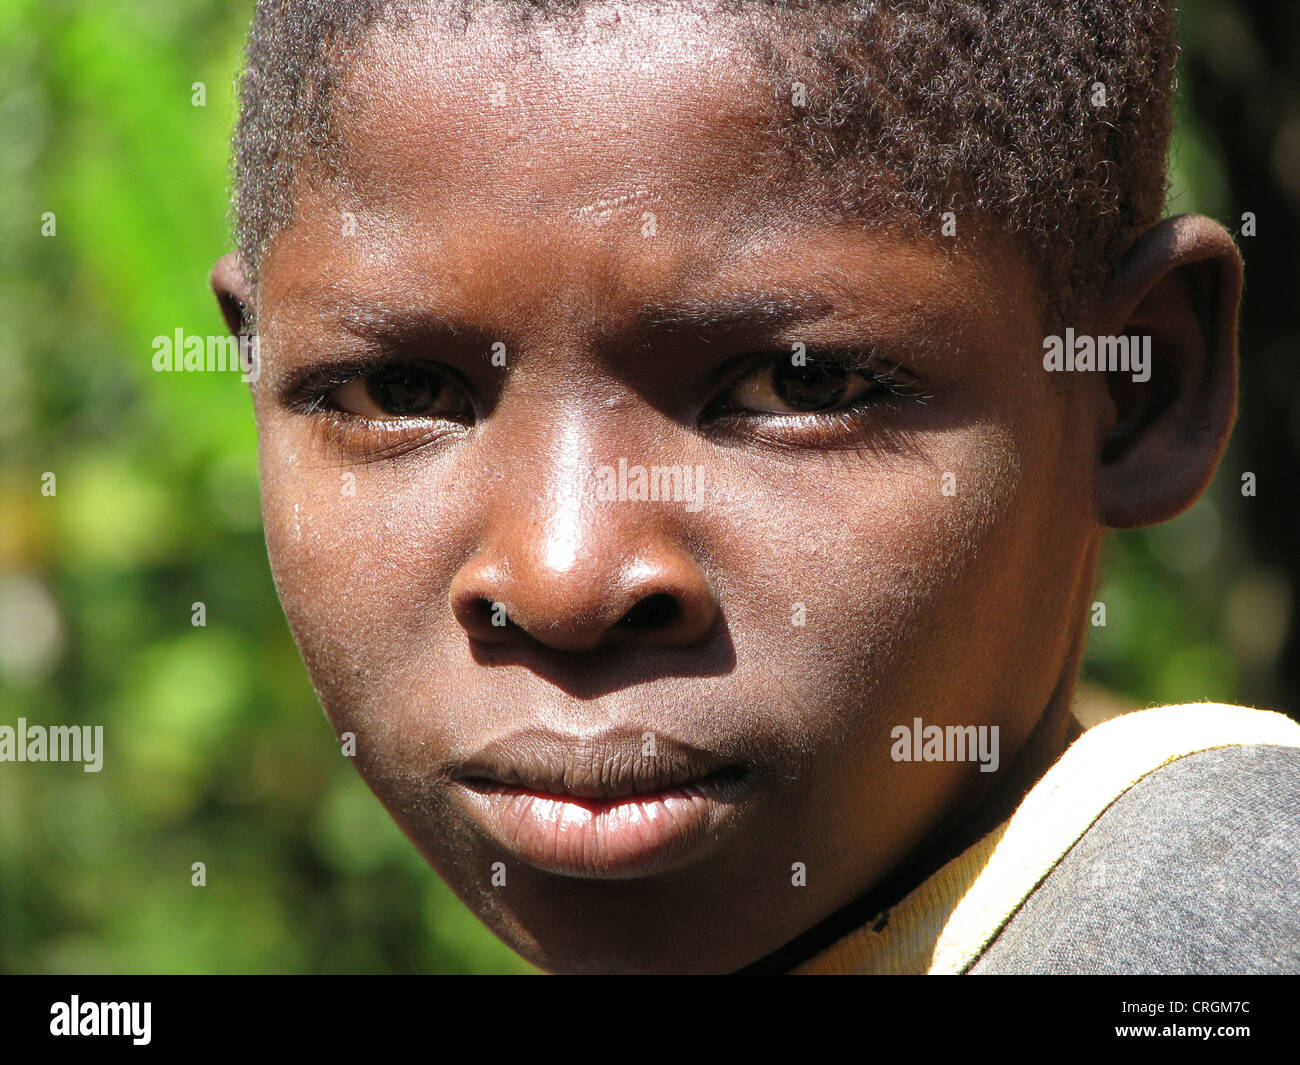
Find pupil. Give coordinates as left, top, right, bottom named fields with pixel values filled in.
left=367, top=366, right=437, bottom=415
left=774, top=360, right=849, bottom=411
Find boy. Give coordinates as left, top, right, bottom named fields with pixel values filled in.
left=210, top=0, right=1300, bottom=973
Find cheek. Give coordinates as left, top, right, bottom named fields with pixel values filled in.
left=715, top=424, right=1022, bottom=710
left=255, top=425, right=473, bottom=744
left=724, top=417, right=1075, bottom=854
left=744, top=416, right=1080, bottom=797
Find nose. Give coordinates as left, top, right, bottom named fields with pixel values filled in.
left=449, top=510, right=719, bottom=653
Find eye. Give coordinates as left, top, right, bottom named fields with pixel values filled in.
left=718, top=353, right=878, bottom=415
left=330, top=362, right=472, bottom=421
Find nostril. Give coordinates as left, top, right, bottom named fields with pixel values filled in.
left=618, top=592, right=680, bottom=630
left=470, top=597, right=513, bottom=633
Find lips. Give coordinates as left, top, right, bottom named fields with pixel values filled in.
left=447, top=727, right=752, bottom=879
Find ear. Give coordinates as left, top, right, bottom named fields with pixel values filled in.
left=1087, top=214, right=1242, bottom=529
left=210, top=253, right=255, bottom=336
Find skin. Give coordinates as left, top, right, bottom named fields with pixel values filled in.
left=211, top=4, right=1242, bottom=973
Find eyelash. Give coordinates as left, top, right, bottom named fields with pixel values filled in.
left=283, top=360, right=471, bottom=458
left=702, top=350, right=927, bottom=442
left=714, top=351, right=919, bottom=407
left=285, top=349, right=926, bottom=456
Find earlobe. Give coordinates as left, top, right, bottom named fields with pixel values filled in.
left=210, top=253, right=255, bottom=336
left=1090, top=214, right=1243, bottom=529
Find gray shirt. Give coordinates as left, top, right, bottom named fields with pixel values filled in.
left=969, top=743, right=1300, bottom=974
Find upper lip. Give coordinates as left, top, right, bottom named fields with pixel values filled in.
left=449, top=726, right=744, bottom=800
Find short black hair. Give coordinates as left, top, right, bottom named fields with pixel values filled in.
left=230, top=0, right=1178, bottom=324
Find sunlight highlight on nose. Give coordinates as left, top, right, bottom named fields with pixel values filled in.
left=541, top=418, right=589, bottom=574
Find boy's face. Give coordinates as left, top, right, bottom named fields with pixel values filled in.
left=245, top=6, right=1099, bottom=972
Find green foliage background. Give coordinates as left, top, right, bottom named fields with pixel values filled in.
left=0, top=0, right=1295, bottom=973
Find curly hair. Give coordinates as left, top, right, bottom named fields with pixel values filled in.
left=229, top=0, right=1178, bottom=324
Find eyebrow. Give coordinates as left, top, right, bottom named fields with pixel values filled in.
left=336, top=301, right=478, bottom=342
left=303, top=288, right=843, bottom=349
left=634, top=291, right=838, bottom=334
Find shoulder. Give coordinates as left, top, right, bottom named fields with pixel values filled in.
left=971, top=741, right=1300, bottom=974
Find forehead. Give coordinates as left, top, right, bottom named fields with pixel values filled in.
left=259, top=2, right=1042, bottom=348
left=325, top=2, right=812, bottom=235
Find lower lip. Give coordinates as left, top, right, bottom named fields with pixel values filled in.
left=451, top=774, right=750, bottom=879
